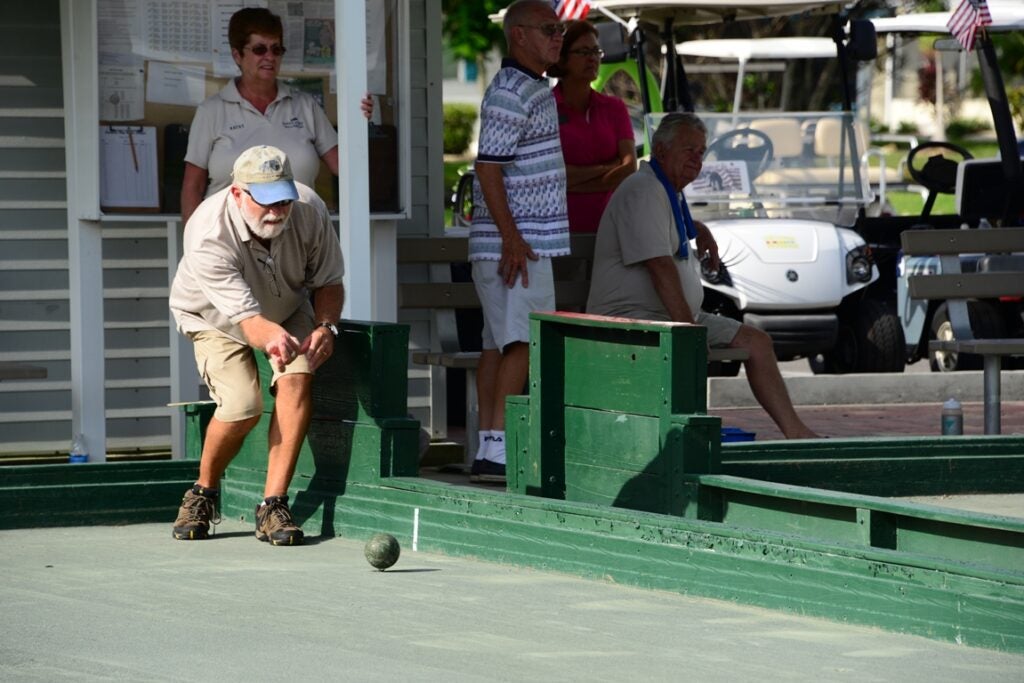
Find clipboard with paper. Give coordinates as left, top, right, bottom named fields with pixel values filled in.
left=99, top=125, right=160, bottom=211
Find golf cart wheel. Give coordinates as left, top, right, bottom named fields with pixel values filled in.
left=928, top=300, right=1005, bottom=372
left=810, top=299, right=904, bottom=374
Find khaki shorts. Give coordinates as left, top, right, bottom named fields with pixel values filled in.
left=697, top=311, right=742, bottom=348
left=189, top=312, right=314, bottom=422
left=472, top=258, right=555, bottom=351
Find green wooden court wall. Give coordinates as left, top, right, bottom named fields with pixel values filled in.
left=4, top=317, right=1024, bottom=652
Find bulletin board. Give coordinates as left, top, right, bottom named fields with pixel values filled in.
left=96, top=0, right=402, bottom=215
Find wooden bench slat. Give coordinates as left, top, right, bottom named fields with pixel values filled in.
left=399, top=281, right=593, bottom=310
left=929, top=339, right=1024, bottom=356
left=399, top=282, right=481, bottom=309
left=900, top=227, right=1024, bottom=256
left=396, top=237, right=469, bottom=263
left=907, top=272, right=1024, bottom=300
left=396, top=234, right=598, bottom=265
left=411, top=351, right=481, bottom=369
left=412, top=347, right=749, bottom=370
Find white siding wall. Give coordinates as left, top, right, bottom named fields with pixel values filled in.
left=0, top=1, right=73, bottom=454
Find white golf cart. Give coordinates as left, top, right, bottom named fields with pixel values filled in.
left=666, top=107, right=903, bottom=374
left=591, top=3, right=904, bottom=373
left=876, top=9, right=1024, bottom=372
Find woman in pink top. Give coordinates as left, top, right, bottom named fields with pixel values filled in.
left=549, top=20, right=637, bottom=234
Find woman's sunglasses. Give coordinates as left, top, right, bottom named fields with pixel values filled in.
left=244, top=44, right=287, bottom=57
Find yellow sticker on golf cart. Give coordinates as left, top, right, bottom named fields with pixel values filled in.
left=764, top=235, right=798, bottom=249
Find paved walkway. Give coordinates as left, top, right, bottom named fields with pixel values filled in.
left=3, top=522, right=1023, bottom=682
left=716, top=400, right=1024, bottom=440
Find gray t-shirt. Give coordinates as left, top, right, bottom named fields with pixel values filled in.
left=169, top=183, right=345, bottom=344
left=587, top=161, right=704, bottom=321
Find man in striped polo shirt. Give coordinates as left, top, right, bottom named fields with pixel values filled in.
left=469, top=0, right=570, bottom=483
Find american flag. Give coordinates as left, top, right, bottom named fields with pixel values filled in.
left=554, top=0, right=591, bottom=21
left=946, top=0, right=992, bottom=52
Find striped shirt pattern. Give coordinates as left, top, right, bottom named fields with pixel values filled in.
left=471, top=61, right=569, bottom=261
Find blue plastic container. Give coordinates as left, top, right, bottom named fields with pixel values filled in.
left=721, top=427, right=756, bottom=443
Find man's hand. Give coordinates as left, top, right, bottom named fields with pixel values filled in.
left=265, top=330, right=303, bottom=372
left=303, top=326, right=335, bottom=372
left=694, top=220, right=720, bottom=273
left=499, top=233, right=539, bottom=288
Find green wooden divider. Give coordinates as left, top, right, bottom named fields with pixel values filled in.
left=0, top=461, right=198, bottom=529
left=5, top=312, right=1024, bottom=652
left=207, top=320, right=421, bottom=528
left=722, top=436, right=1024, bottom=496
left=513, top=312, right=720, bottom=514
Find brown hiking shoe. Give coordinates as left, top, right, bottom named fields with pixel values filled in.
left=255, top=496, right=304, bottom=546
left=172, top=485, right=220, bottom=540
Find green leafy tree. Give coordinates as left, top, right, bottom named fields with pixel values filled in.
left=970, top=33, right=1024, bottom=132
left=442, top=0, right=508, bottom=62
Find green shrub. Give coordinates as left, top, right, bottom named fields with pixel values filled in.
left=443, top=103, right=478, bottom=155
left=896, top=120, right=919, bottom=135
left=946, top=117, right=989, bottom=141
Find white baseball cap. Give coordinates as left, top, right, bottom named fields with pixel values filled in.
left=232, top=145, right=299, bottom=205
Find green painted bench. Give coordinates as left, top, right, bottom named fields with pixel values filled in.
left=398, top=234, right=748, bottom=464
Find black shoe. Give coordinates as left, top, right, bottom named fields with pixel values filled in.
left=255, top=496, right=304, bottom=546
left=469, top=458, right=484, bottom=482
left=172, top=485, right=220, bottom=540
left=475, top=459, right=506, bottom=484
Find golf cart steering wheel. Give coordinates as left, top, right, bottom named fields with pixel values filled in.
left=908, top=141, right=973, bottom=191
left=705, top=128, right=775, bottom=180
left=907, top=141, right=973, bottom=216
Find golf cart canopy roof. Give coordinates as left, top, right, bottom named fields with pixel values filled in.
left=676, top=37, right=837, bottom=60
left=594, top=0, right=844, bottom=24
left=492, top=0, right=844, bottom=27
left=870, top=7, right=1024, bottom=34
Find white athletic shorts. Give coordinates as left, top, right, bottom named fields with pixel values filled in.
left=472, top=258, right=555, bottom=352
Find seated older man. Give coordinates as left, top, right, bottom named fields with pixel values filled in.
left=586, top=113, right=818, bottom=439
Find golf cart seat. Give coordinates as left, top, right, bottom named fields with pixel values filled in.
left=814, top=117, right=904, bottom=186
left=750, top=118, right=803, bottom=160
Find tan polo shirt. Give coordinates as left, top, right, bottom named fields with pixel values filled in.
left=169, top=182, right=345, bottom=344
left=185, top=80, right=339, bottom=197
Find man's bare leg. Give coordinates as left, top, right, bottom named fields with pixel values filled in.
left=196, top=414, right=261, bottom=489
left=490, top=341, right=529, bottom=432
left=477, top=349, right=501, bottom=431
left=730, top=326, right=819, bottom=439
left=264, top=373, right=313, bottom=498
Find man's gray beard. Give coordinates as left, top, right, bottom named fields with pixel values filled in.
left=247, top=211, right=291, bottom=240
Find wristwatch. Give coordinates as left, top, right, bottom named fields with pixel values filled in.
left=317, top=322, right=339, bottom=337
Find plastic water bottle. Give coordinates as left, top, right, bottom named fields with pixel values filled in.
left=941, top=398, right=963, bottom=436
left=69, top=433, right=89, bottom=463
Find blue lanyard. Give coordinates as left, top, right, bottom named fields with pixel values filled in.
left=648, top=158, right=697, bottom=259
